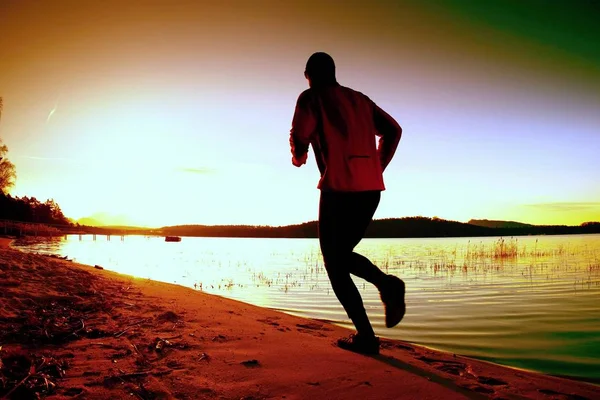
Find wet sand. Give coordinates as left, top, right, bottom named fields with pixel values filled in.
left=0, top=244, right=598, bottom=399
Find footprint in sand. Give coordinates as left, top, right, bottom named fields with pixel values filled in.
left=156, top=311, right=182, bottom=323
left=166, top=360, right=186, bottom=370
left=257, top=317, right=281, bottom=327
left=212, top=334, right=228, bottom=342
left=257, top=317, right=292, bottom=332
left=476, top=376, right=507, bottom=386
left=241, top=359, right=261, bottom=368
left=457, top=383, right=495, bottom=394
left=417, top=355, right=511, bottom=396
left=295, top=323, right=332, bottom=337
left=380, top=341, right=414, bottom=352
left=416, top=356, right=470, bottom=377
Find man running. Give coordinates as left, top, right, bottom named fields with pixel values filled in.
left=289, top=52, right=405, bottom=355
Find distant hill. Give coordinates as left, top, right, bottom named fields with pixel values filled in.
left=64, top=217, right=600, bottom=239
left=77, top=212, right=140, bottom=227
left=159, top=217, right=600, bottom=239
left=160, top=222, right=318, bottom=238
left=87, top=225, right=152, bottom=231
left=468, top=219, right=535, bottom=229
left=76, top=217, right=103, bottom=226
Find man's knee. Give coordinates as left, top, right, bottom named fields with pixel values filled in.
left=326, top=269, right=353, bottom=295
left=322, top=250, right=348, bottom=270
left=323, top=256, right=352, bottom=282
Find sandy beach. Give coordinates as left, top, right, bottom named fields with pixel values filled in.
left=0, top=242, right=598, bottom=400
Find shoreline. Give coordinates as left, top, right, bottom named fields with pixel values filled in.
left=0, top=247, right=598, bottom=399
left=13, top=233, right=600, bottom=385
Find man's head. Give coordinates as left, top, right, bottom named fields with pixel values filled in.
left=305, top=52, right=337, bottom=88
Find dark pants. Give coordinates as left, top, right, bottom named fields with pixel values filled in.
left=318, top=190, right=387, bottom=337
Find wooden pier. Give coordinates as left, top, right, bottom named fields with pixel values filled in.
left=76, top=233, right=125, bottom=241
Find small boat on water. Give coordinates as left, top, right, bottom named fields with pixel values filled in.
left=165, top=236, right=182, bottom=242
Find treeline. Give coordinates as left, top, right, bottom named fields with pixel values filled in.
left=74, top=225, right=158, bottom=235
left=161, top=222, right=317, bottom=238
left=160, top=217, right=600, bottom=239
left=0, top=192, right=71, bottom=226
left=364, top=217, right=600, bottom=238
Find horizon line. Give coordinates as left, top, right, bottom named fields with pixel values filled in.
left=74, top=216, right=600, bottom=230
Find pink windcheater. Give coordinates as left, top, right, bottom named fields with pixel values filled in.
left=289, top=84, right=402, bottom=192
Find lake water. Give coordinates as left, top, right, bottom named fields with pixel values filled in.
left=16, top=234, right=600, bottom=382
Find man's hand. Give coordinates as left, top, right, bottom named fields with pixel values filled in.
left=289, top=91, right=316, bottom=169
left=292, top=152, right=308, bottom=167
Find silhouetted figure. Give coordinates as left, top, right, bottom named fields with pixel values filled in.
left=289, top=52, right=404, bottom=355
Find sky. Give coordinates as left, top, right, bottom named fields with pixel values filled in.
left=0, top=0, right=599, bottom=227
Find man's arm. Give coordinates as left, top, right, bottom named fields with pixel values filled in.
left=373, top=103, right=402, bottom=172
left=289, top=91, right=317, bottom=167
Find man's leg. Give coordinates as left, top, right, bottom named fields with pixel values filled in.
left=342, top=191, right=388, bottom=287
left=348, top=253, right=386, bottom=286
left=319, top=191, right=376, bottom=338
left=342, top=191, right=407, bottom=329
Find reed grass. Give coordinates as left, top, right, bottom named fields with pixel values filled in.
left=190, top=237, right=599, bottom=294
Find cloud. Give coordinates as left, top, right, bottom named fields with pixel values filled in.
left=524, top=202, right=600, bottom=212
left=178, top=167, right=216, bottom=175
left=17, top=155, right=79, bottom=163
